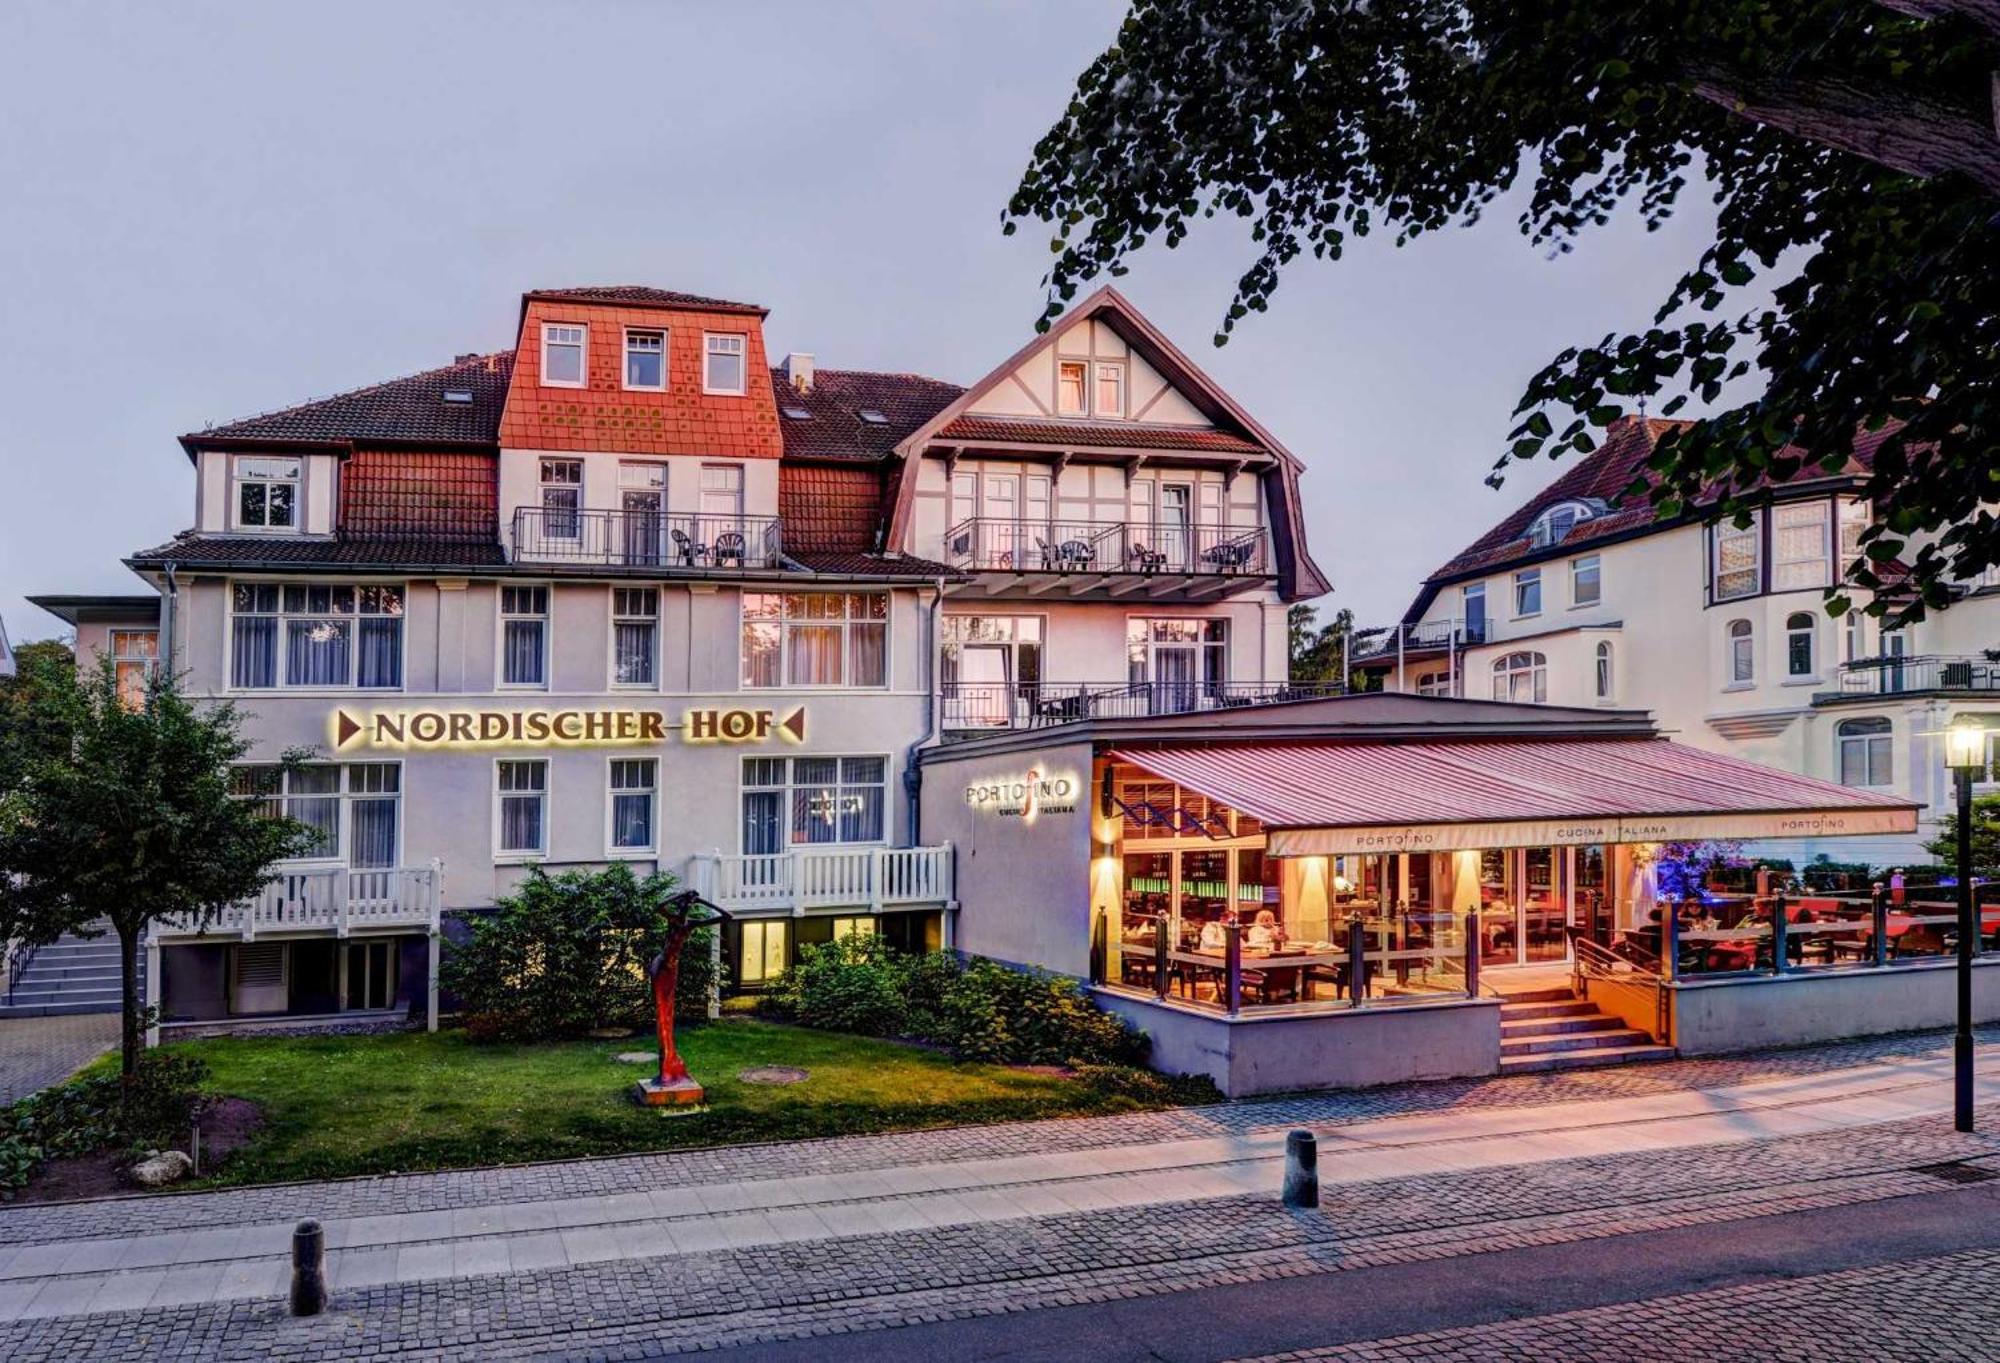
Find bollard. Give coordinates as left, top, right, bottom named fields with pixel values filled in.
left=1282, top=1129, right=1319, bottom=1208
left=291, top=1218, right=327, bottom=1317
left=1871, top=882, right=1889, bottom=968
left=1770, top=891, right=1788, bottom=974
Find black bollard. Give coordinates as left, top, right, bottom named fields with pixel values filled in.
left=291, top=1218, right=327, bottom=1317
left=1282, top=1129, right=1319, bottom=1208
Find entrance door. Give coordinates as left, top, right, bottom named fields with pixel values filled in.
left=1476, top=848, right=1573, bottom=967
left=1160, top=484, right=1192, bottom=570
left=957, top=644, right=1012, bottom=727
left=982, top=474, right=1022, bottom=567
left=619, top=462, right=665, bottom=565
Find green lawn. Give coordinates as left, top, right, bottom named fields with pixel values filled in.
left=125, top=1020, right=1191, bottom=1187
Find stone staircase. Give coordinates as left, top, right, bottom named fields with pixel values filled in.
left=1498, top=985, right=1675, bottom=1074
left=0, top=930, right=137, bottom=1018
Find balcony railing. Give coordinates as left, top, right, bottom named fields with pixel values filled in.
left=944, top=518, right=1271, bottom=577
left=685, top=845, right=955, bottom=916
left=149, top=863, right=443, bottom=942
left=941, top=679, right=1347, bottom=732
left=513, top=507, right=784, bottom=570
left=1352, top=617, right=1487, bottom=660
left=1818, top=654, right=2000, bottom=700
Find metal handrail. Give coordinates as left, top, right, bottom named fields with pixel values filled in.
left=512, top=507, right=784, bottom=569
left=2, top=939, right=39, bottom=1005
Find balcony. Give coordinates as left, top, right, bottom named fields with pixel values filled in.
left=1352, top=617, right=1488, bottom=662
left=943, top=519, right=1272, bottom=599
left=1816, top=654, right=2000, bottom=703
left=685, top=845, right=955, bottom=917
left=513, top=508, right=784, bottom=571
left=149, top=863, right=443, bottom=942
left=941, top=679, right=1347, bottom=734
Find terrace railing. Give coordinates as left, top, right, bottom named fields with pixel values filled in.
left=148, top=862, right=443, bottom=942
left=1819, top=654, right=2000, bottom=700
left=513, top=507, right=784, bottom=570
left=686, top=845, right=955, bottom=917
left=944, top=518, right=1271, bottom=577
left=1660, top=882, right=1999, bottom=981
left=940, top=679, right=1347, bottom=733
left=1350, top=616, right=1488, bottom=661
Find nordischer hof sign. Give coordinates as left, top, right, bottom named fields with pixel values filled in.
left=331, top=705, right=807, bottom=752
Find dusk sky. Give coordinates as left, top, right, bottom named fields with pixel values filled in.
left=0, top=0, right=1744, bottom=645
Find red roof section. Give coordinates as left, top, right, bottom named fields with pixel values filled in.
left=938, top=415, right=1265, bottom=455
left=780, top=463, right=885, bottom=553
left=498, top=298, right=783, bottom=459
left=1111, top=737, right=1913, bottom=832
left=524, top=284, right=765, bottom=315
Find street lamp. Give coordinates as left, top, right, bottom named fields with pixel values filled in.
left=1945, top=722, right=1985, bottom=1133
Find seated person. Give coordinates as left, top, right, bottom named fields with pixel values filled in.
left=1246, top=909, right=1286, bottom=950
left=1198, top=917, right=1228, bottom=950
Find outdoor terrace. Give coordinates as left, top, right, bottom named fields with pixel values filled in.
left=940, top=679, right=1347, bottom=735
left=148, top=863, right=443, bottom=942
left=1815, top=653, right=2000, bottom=702
left=512, top=507, right=785, bottom=570
left=943, top=519, right=1271, bottom=599
left=685, top=844, right=955, bottom=917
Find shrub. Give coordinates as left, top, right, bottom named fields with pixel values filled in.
left=761, top=934, right=909, bottom=1037
left=444, top=866, right=720, bottom=1042
left=7, top=1052, right=210, bottom=1168
left=0, top=1132, right=40, bottom=1200
left=1069, top=1063, right=1221, bottom=1107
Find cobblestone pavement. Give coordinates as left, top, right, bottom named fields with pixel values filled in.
left=0, top=1037, right=1997, bottom=1360
left=2, top=1024, right=1991, bottom=1248
left=1231, top=1245, right=2000, bottom=1362
left=0, top=1014, right=116, bottom=1106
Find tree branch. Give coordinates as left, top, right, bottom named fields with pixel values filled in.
left=1875, top=0, right=2000, bottom=46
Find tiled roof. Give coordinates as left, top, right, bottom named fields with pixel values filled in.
left=773, top=368, right=963, bottom=461
left=526, top=285, right=765, bottom=315
left=937, top=415, right=1265, bottom=455
left=185, top=353, right=512, bottom=449
left=781, top=464, right=887, bottom=554
left=786, top=550, right=957, bottom=579
left=127, top=534, right=507, bottom=570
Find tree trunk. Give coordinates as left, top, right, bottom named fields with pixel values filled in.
left=117, top=920, right=141, bottom=1080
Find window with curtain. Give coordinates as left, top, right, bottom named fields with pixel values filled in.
left=230, top=583, right=402, bottom=689
left=738, top=920, right=788, bottom=985
left=345, top=764, right=400, bottom=869
left=233, top=456, right=302, bottom=530
left=232, top=763, right=397, bottom=864
left=540, top=459, right=581, bottom=539
left=111, top=629, right=158, bottom=709
left=612, top=587, right=657, bottom=686
left=497, top=760, right=548, bottom=855
left=1492, top=651, right=1547, bottom=703
left=1057, top=360, right=1087, bottom=415
left=1094, top=362, right=1125, bottom=417
left=1837, top=718, right=1893, bottom=787
left=1727, top=619, right=1755, bottom=684
left=1772, top=501, right=1832, bottom=590
left=1786, top=612, right=1817, bottom=678
left=741, top=755, right=887, bottom=851
left=1713, top=514, right=1762, bottom=600
left=1838, top=499, right=1869, bottom=570
left=502, top=586, right=549, bottom=687
left=609, top=758, right=656, bottom=853
left=1594, top=642, right=1614, bottom=702
left=740, top=592, right=888, bottom=688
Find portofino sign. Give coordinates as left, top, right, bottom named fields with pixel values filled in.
left=331, top=705, right=807, bottom=752
left=964, top=767, right=1080, bottom=823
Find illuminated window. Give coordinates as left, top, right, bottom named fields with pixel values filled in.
left=741, top=592, right=888, bottom=688
left=740, top=755, right=887, bottom=852
left=229, top=583, right=403, bottom=690
left=1057, top=360, right=1087, bottom=415
left=541, top=323, right=586, bottom=387
left=738, top=920, right=789, bottom=985
left=110, top=629, right=158, bottom=708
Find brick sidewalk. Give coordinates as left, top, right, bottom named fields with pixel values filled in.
left=0, top=1014, right=115, bottom=1107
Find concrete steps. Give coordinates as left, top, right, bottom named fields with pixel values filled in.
left=1496, top=987, right=1675, bottom=1074
left=0, top=931, right=140, bottom=1018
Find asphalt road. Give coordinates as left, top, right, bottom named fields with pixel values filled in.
left=676, top=1178, right=2000, bottom=1363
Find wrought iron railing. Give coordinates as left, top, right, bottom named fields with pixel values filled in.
left=1351, top=616, right=1488, bottom=660
left=513, top=507, right=784, bottom=570
left=942, top=518, right=1271, bottom=576
left=1820, top=654, right=2000, bottom=699
left=941, top=679, right=1347, bottom=732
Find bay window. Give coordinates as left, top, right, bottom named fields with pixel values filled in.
left=741, top=592, right=888, bottom=688
left=1713, top=514, right=1762, bottom=600
left=230, top=583, right=403, bottom=690
left=741, top=755, right=888, bottom=852
left=1772, top=501, right=1832, bottom=590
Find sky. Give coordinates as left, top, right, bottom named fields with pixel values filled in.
left=0, top=0, right=1741, bottom=645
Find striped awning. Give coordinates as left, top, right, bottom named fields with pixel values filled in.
left=1107, top=738, right=1919, bottom=856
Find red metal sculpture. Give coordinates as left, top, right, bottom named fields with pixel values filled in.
left=635, top=889, right=729, bottom=1107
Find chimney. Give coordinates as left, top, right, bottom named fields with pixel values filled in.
left=783, top=352, right=815, bottom=394
left=453, top=352, right=480, bottom=364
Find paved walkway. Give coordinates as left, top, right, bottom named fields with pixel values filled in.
left=0, top=1014, right=116, bottom=1106
left=2, top=1041, right=1999, bottom=1333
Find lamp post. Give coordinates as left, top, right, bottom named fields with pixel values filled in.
left=1945, top=722, right=1985, bottom=1133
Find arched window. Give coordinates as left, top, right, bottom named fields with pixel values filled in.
left=1527, top=500, right=1596, bottom=549
left=1594, top=641, right=1614, bottom=702
left=1415, top=670, right=1452, bottom=697
left=1727, top=619, right=1755, bottom=684
left=1492, top=651, right=1548, bottom=704
left=1836, top=717, right=1893, bottom=787
left=1786, top=612, right=1817, bottom=678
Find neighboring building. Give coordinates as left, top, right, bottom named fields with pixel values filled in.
left=38, top=283, right=1325, bottom=1031
left=25, top=596, right=163, bottom=706
left=1354, top=417, right=2000, bottom=864
left=0, top=615, right=13, bottom=677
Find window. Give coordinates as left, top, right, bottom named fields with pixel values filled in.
left=741, top=756, right=888, bottom=852
left=1727, top=618, right=1755, bottom=684
left=230, top=583, right=404, bottom=690
left=1772, top=501, right=1832, bottom=590
left=496, top=760, right=548, bottom=856
left=345, top=941, right=394, bottom=1010
left=540, top=458, right=581, bottom=540
left=541, top=323, right=586, bottom=387
left=1838, top=499, right=1869, bottom=570
left=1528, top=500, right=1595, bottom=548
left=110, top=629, right=158, bottom=709
left=1416, top=671, right=1453, bottom=697
left=738, top=920, right=788, bottom=985
left=1094, top=363, right=1125, bottom=417
left=1786, top=612, right=1817, bottom=678
left=704, top=333, right=747, bottom=394
left=1127, top=617, right=1228, bottom=706
left=234, top=762, right=400, bottom=866
left=941, top=615, right=1042, bottom=725
left=1837, top=717, right=1893, bottom=788
left=608, top=758, right=657, bottom=854
left=233, top=456, right=302, bottom=530
left=1462, top=583, right=1486, bottom=640
left=623, top=328, right=666, bottom=390
left=1513, top=568, right=1542, bottom=617
left=1594, top=641, right=1614, bottom=702
left=1713, top=514, right=1762, bottom=600
left=612, top=588, right=657, bottom=687
left=1570, top=555, right=1601, bottom=607
left=831, top=917, right=878, bottom=940
left=1057, top=360, right=1087, bottom=415
left=741, top=592, right=888, bottom=688
left=501, top=586, right=550, bottom=687
left=1843, top=610, right=1866, bottom=663
left=1492, top=651, right=1548, bottom=703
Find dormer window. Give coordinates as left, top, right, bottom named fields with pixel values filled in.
left=541, top=323, right=586, bottom=388
left=623, top=329, right=666, bottom=391
left=1057, top=361, right=1087, bottom=415
left=704, top=334, right=747, bottom=395
left=1094, top=363, right=1125, bottom=418
left=234, top=456, right=301, bottom=531
left=1527, top=500, right=1595, bottom=548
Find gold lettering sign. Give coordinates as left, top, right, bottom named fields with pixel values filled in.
left=684, top=706, right=807, bottom=745
left=331, top=705, right=806, bottom=752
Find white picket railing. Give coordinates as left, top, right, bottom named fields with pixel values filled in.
left=688, top=844, right=954, bottom=916
left=150, top=861, right=444, bottom=941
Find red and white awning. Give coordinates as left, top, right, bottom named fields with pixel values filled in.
left=1107, top=738, right=1919, bottom=856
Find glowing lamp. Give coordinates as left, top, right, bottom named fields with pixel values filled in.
left=1946, top=723, right=1986, bottom=774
